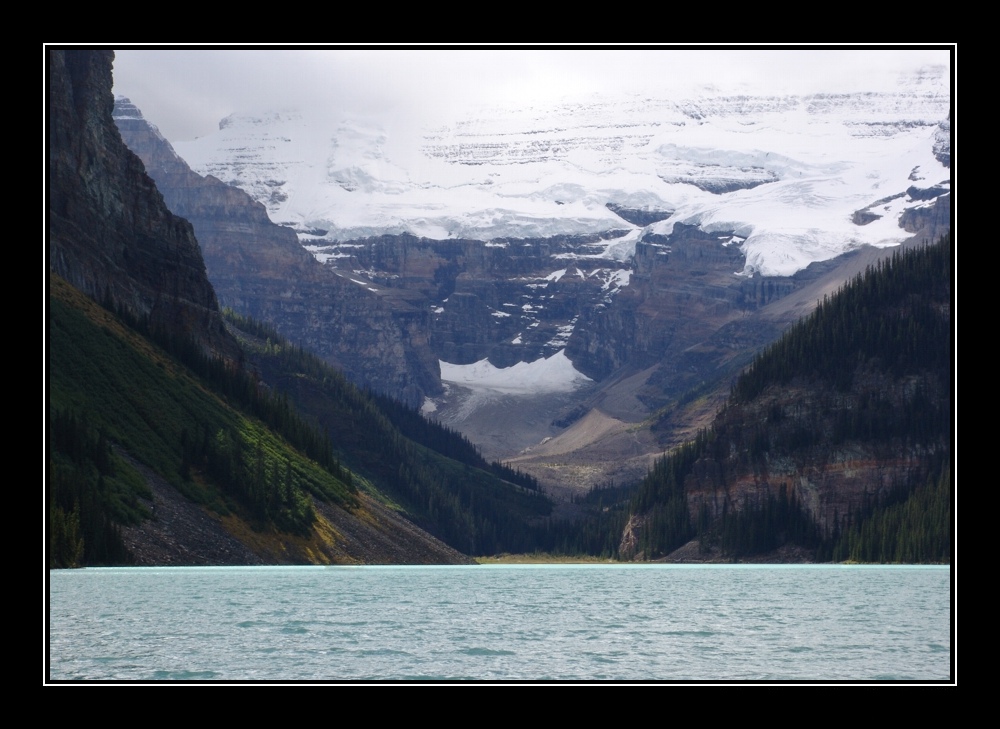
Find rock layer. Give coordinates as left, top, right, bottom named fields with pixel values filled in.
left=48, top=51, right=233, bottom=358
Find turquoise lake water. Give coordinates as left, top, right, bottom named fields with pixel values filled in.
left=47, top=564, right=951, bottom=683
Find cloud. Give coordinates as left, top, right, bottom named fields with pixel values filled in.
left=110, top=47, right=952, bottom=142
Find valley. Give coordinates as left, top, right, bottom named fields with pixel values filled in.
left=143, top=69, right=950, bottom=499
left=47, top=49, right=952, bottom=566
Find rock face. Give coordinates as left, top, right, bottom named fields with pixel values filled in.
left=657, top=166, right=778, bottom=194
left=684, top=387, right=947, bottom=536
left=566, top=225, right=798, bottom=400
left=48, top=51, right=232, bottom=358
left=317, top=223, right=843, bottom=419
left=899, top=191, right=951, bottom=241
left=933, top=115, right=951, bottom=168
left=113, top=98, right=440, bottom=406
left=605, top=203, right=673, bottom=227
left=321, top=232, right=633, bottom=370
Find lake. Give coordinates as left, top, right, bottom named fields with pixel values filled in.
left=47, top=564, right=951, bottom=683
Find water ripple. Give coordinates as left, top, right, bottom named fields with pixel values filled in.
left=49, top=565, right=951, bottom=682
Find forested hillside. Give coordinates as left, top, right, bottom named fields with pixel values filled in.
left=47, top=49, right=546, bottom=566
left=49, top=277, right=349, bottom=565
left=49, top=276, right=549, bottom=565
left=224, top=310, right=552, bottom=555
left=552, top=236, right=952, bottom=562
left=47, top=48, right=952, bottom=566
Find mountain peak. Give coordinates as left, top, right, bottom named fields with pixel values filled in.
left=174, top=74, right=951, bottom=277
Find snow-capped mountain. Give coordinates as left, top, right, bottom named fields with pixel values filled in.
left=152, top=66, right=951, bottom=481
left=175, top=66, right=950, bottom=277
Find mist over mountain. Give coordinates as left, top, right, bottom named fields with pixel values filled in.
left=173, top=67, right=949, bottom=277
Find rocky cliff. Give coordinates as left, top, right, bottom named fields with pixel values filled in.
left=113, top=98, right=440, bottom=406
left=319, top=222, right=854, bottom=413
left=48, top=50, right=233, bottom=358
left=899, top=192, right=951, bottom=241
left=567, top=225, right=744, bottom=381
left=319, top=231, right=632, bottom=369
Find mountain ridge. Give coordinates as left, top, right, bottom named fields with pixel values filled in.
left=113, top=96, right=440, bottom=407
left=49, top=51, right=235, bottom=362
left=153, top=71, right=950, bottom=483
left=47, top=50, right=499, bottom=565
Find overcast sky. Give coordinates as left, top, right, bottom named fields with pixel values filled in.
left=109, top=47, right=953, bottom=142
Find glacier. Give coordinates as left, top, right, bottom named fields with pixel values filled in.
left=439, top=350, right=593, bottom=395
left=173, top=66, right=950, bottom=279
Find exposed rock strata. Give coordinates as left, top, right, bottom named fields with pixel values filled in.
left=657, top=166, right=778, bottom=194
left=899, top=192, right=951, bottom=241
left=566, top=225, right=787, bottom=394
left=315, top=231, right=633, bottom=369
left=682, top=387, right=948, bottom=538
left=605, top=203, right=673, bottom=227
left=933, top=115, right=951, bottom=168
left=48, top=51, right=233, bottom=359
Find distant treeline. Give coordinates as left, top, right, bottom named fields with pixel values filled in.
left=733, top=237, right=950, bottom=401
